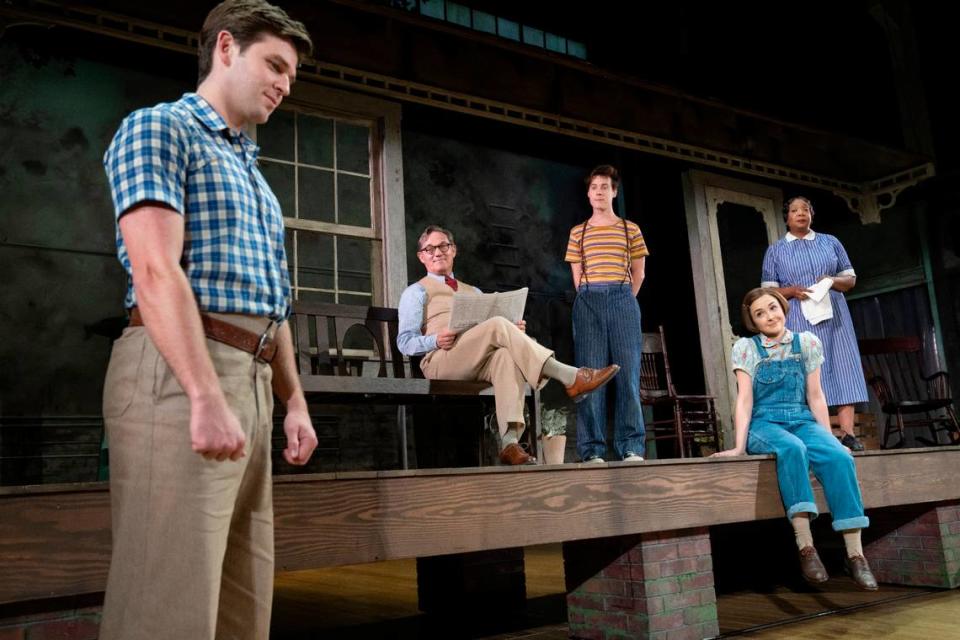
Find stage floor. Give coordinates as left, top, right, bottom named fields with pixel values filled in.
left=271, top=543, right=954, bottom=639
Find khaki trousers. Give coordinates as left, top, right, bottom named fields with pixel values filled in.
left=99, top=317, right=275, bottom=640
left=420, top=317, right=552, bottom=431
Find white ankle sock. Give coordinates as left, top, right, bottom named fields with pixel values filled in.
left=843, top=530, right=864, bottom=558
left=542, top=357, right=578, bottom=386
left=500, top=422, right=522, bottom=449
left=792, top=514, right=814, bottom=550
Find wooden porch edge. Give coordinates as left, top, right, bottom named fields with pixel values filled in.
left=1, top=447, right=958, bottom=604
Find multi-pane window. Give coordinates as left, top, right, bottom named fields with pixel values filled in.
left=398, top=0, right=588, bottom=60
left=258, top=108, right=379, bottom=306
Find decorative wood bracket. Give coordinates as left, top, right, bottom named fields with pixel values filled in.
left=833, top=162, right=936, bottom=224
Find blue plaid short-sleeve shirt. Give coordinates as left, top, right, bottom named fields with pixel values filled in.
left=104, top=92, right=291, bottom=320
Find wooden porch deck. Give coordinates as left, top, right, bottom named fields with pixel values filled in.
left=2, top=446, right=958, bottom=605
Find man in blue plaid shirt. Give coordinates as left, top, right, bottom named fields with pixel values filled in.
left=100, top=2, right=316, bottom=638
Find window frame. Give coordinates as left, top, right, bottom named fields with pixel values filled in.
left=256, top=84, right=406, bottom=307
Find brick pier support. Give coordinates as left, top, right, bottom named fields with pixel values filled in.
left=865, top=500, right=960, bottom=588
left=0, top=605, right=101, bottom=640
left=563, top=528, right=718, bottom=640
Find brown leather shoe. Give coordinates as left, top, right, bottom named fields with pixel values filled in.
left=845, top=555, right=879, bottom=591
left=499, top=443, right=536, bottom=465
left=798, top=546, right=829, bottom=584
left=565, top=364, right=620, bottom=403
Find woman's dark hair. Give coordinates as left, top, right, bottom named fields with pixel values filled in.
left=783, top=196, right=814, bottom=222
left=741, top=287, right=789, bottom=334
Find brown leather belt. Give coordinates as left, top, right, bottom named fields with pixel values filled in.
left=128, top=308, right=278, bottom=363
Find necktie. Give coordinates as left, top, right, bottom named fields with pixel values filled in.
left=444, top=275, right=458, bottom=291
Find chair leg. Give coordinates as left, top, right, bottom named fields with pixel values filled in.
left=673, top=402, right=685, bottom=458
left=708, top=400, right=720, bottom=454
left=397, top=405, right=409, bottom=470
left=945, top=405, right=960, bottom=445
left=525, top=390, right=541, bottom=461
left=479, top=410, right=486, bottom=466
left=920, top=411, right=940, bottom=447
left=671, top=399, right=721, bottom=459
left=882, top=414, right=895, bottom=449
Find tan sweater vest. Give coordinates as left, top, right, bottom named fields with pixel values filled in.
left=418, top=275, right=478, bottom=338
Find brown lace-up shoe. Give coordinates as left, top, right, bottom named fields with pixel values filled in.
left=499, top=443, right=536, bottom=465
left=565, top=365, right=620, bottom=403
left=798, top=546, right=829, bottom=584
left=845, top=555, right=879, bottom=591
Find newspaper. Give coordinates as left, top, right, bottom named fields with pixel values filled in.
left=448, top=287, right=528, bottom=333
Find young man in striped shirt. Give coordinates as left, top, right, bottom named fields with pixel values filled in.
left=565, top=165, right=649, bottom=463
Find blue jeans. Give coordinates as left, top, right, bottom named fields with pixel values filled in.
left=573, top=283, right=645, bottom=460
left=748, top=412, right=868, bottom=530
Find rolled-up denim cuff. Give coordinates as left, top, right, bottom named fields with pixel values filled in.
left=786, top=501, right=819, bottom=520
left=832, top=515, right=870, bottom=532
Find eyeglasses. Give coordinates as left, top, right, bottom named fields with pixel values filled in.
left=418, top=242, right=454, bottom=255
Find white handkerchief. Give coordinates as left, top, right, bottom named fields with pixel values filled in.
left=800, top=278, right=834, bottom=325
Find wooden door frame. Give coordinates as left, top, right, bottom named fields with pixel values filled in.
left=682, top=170, right=784, bottom=443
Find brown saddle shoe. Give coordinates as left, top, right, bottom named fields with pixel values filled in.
left=499, top=443, right=536, bottom=465
left=845, top=555, right=879, bottom=591
left=565, top=364, right=620, bottom=403
left=798, top=546, right=829, bottom=584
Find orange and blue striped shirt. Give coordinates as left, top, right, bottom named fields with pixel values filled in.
left=564, top=219, right=649, bottom=285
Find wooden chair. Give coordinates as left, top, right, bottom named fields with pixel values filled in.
left=858, top=336, right=960, bottom=449
left=640, top=326, right=720, bottom=458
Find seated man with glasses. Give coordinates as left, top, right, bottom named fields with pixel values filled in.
left=398, top=224, right=619, bottom=465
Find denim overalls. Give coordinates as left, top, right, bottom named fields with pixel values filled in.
left=745, top=333, right=869, bottom=531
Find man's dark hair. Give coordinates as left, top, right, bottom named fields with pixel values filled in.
left=198, top=0, right=313, bottom=84
left=584, top=164, right=620, bottom=190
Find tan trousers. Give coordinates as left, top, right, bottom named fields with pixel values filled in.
left=99, top=316, right=275, bottom=640
left=420, top=317, right=552, bottom=432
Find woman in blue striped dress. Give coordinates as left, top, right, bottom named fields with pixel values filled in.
left=761, top=196, right=869, bottom=450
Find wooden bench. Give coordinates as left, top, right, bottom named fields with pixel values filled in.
left=290, top=301, right=541, bottom=467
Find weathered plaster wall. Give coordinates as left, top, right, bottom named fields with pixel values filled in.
left=0, top=31, right=190, bottom=420
left=0, top=29, right=192, bottom=482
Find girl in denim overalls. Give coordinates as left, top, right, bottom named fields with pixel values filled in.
left=713, top=288, right=878, bottom=590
